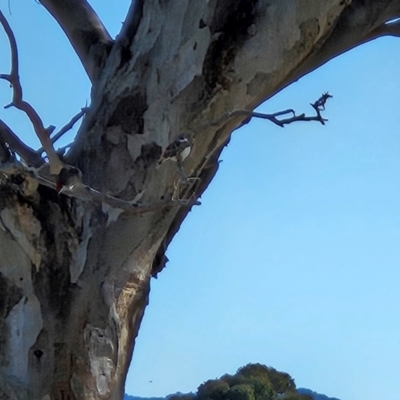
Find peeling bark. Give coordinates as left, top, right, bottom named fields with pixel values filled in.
left=1, top=1, right=400, bottom=399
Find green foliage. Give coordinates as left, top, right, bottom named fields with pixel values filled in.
left=226, top=384, right=255, bottom=400
left=169, top=395, right=197, bottom=400
left=297, top=388, right=340, bottom=400
left=280, top=394, right=313, bottom=400
left=234, top=364, right=272, bottom=400
left=237, top=364, right=295, bottom=395
left=220, top=374, right=248, bottom=388
left=236, top=364, right=271, bottom=379
left=197, top=379, right=230, bottom=400
left=189, top=363, right=312, bottom=400
left=264, top=367, right=296, bottom=394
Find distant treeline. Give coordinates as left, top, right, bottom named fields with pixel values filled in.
left=297, top=388, right=341, bottom=400
left=125, top=363, right=341, bottom=400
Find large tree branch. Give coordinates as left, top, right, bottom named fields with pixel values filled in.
left=39, top=0, right=113, bottom=82
left=367, top=18, right=400, bottom=40
left=280, top=1, right=400, bottom=93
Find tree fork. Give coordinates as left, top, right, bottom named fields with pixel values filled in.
left=1, top=1, right=400, bottom=399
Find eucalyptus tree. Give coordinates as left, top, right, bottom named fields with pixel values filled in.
left=0, top=1, right=399, bottom=399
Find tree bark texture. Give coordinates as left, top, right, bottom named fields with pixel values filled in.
left=0, top=1, right=399, bottom=399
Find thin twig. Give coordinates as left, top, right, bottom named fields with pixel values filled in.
left=57, top=176, right=200, bottom=213
left=172, top=161, right=201, bottom=205
left=176, top=155, right=188, bottom=181
left=0, top=11, right=63, bottom=174
left=0, top=161, right=199, bottom=212
left=50, top=164, right=200, bottom=212
left=51, top=107, right=88, bottom=145
left=55, top=143, right=74, bottom=155
left=36, top=107, right=88, bottom=154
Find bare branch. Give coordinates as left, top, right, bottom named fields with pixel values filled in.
left=55, top=165, right=200, bottom=213
left=1, top=160, right=200, bottom=213
left=0, top=120, right=43, bottom=166
left=277, top=2, right=400, bottom=97
left=36, top=107, right=88, bottom=155
left=0, top=10, right=63, bottom=173
left=210, top=93, right=332, bottom=129
left=39, top=0, right=113, bottom=82
left=55, top=142, right=74, bottom=156
left=0, top=11, right=20, bottom=99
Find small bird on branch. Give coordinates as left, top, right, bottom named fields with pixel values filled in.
left=55, top=166, right=83, bottom=194
left=157, top=134, right=191, bottom=165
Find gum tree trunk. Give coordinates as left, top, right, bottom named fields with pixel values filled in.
left=0, top=1, right=399, bottom=399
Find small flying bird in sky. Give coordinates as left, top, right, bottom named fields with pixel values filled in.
left=157, top=134, right=191, bottom=166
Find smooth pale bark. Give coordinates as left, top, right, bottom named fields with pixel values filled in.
left=0, top=1, right=399, bottom=399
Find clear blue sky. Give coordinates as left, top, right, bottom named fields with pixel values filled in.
left=1, top=3, right=399, bottom=400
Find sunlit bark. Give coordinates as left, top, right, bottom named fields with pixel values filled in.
left=0, top=1, right=399, bottom=399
